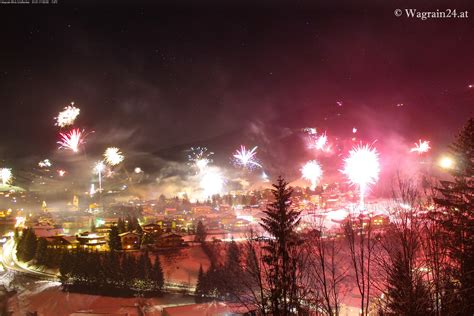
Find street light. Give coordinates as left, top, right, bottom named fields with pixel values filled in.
left=439, top=156, right=455, bottom=169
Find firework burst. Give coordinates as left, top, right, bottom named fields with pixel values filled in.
left=57, top=128, right=87, bottom=153
left=38, top=159, right=52, bottom=168
left=0, top=168, right=12, bottom=185
left=188, top=147, right=213, bottom=173
left=308, top=132, right=331, bottom=152
left=55, top=102, right=80, bottom=128
left=301, top=160, right=323, bottom=190
left=200, top=170, right=224, bottom=197
left=233, top=145, right=262, bottom=169
left=94, top=161, right=105, bottom=175
left=341, top=144, right=380, bottom=209
left=410, top=140, right=431, bottom=154
left=104, top=147, right=124, bottom=166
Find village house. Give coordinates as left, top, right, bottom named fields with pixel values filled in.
left=76, top=232, right=107, bottom=251
left=142, top=223, right=162, bottom=235
left=119, top=231, right=141, bottom=250
left=44, top=235, right=79, bottom=250
left=155, top=232, right=184, bottom=248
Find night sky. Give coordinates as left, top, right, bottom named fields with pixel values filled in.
left=0, top=0, right=473, bottom=173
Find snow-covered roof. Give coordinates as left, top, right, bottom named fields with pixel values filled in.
left=118, top=231, right=141, bottom=237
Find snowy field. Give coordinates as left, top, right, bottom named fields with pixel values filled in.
left=0, top=270, right=196, bottom=316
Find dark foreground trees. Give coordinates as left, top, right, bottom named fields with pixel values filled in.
left=108, top=225, right=122, bottom=251
left=16, top=228, right=38, bottom=262
left=305, top=225, right=347, bottom=316
left=433, top=118, right=474, bottom=315
left=195, top=220, right=207, bottom=243
left=195, top=238, right=244, bottom=302
left=376, top=178, right=432, bottom=315
left=344, top=213, right=376, bottom=316
left=60, top=249, right=164, bottom=296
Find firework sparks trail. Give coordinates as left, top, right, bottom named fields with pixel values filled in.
left=410, top=140, right=431, bottom=154
left=94, top=161, right=105, bottom=192
left=301, top=160, right=323, bottom=190
left=104, top=147, right=124, bottom=166
left=341, top=144, right=380, bottom=209
left=57, top=129, right=87, bottom=153
left=187, top=147, right=214, bottom=174
left=38, top=159, right=52, bottom=168
left=0, top=168, right=12, bottom=185
left=261, top=171, right=269, bottom=182
left=233, top=145, right=262, bottom=169
left=55, top=102, right=80, bottom=128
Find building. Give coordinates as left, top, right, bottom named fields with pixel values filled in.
left=44, top=235, right=79, bottom=249
left=164, top=207, right=179, bottom=216
left=76, top=232, right=107, bottom=250
left=94, top=217, right=119, bottom=234
left=371, top=214, right=389, bottom=227
left=32, top=224, right=64, bottom=238
left=191, top=205, right=213, bottom=216
left=119, top=231, right=141, bottom=250
left=155, top=233, right=184, bottom=248
left=142, top=223, right=162, bottom=234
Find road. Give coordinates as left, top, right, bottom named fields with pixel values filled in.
left=1, top=238, right=58, bottom=281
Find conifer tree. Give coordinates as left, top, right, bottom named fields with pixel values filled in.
left=224, top=238, right=242, bottom=294
left=35, top=237, right=48, bottom=265
left=14, top=227, right=19, bottom=241
left=434, top=118, right=474, bottom=314
left=59, top=251, right=73, bottom=284
left=195, top=264, right=205, bottom=299
left=151, top=256, right=164, bottom=292
left=104, top=251, right=120, bottom=287
left=384, top=252, right=431, bottom=315
left=226, top=238, right=240, bottom=269
left=108, top=225, right=122, bottom=251
left=16, top=228, right=27, bottom=259
left=260, top=176, right=302, bottom=315
left=141, top=233, right=155, bottom=247
left=117, top=218, right=126, bottom=233
left=137, top=250, right=152, bottom=280
left=122, top=253, right=137, bottom=287
left=136, top=223, right=143, bottom=235
left=18, top=228, right=38, bottom=262
left=195, top=220, right=207, bottom=243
